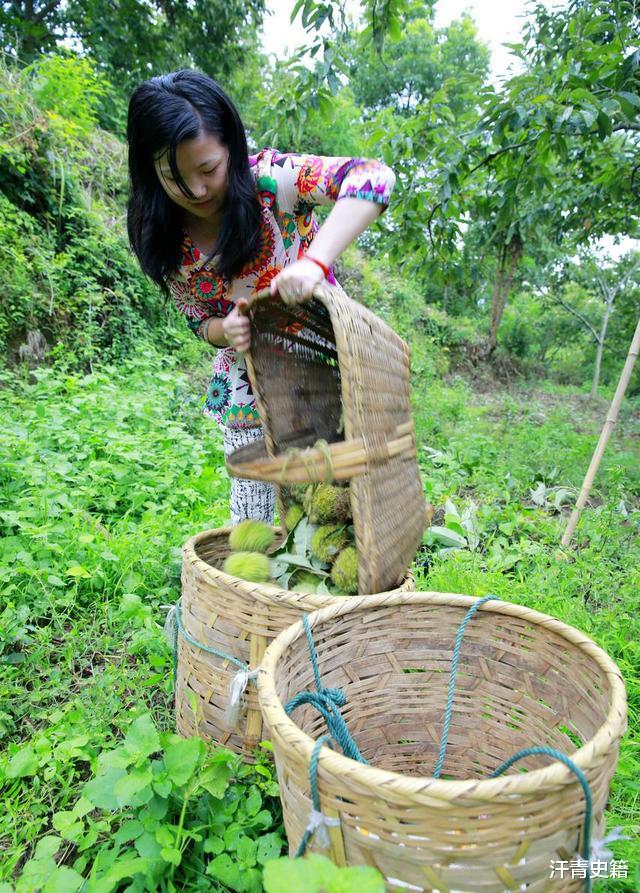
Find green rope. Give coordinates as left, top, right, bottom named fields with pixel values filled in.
left=433, top=594, right=497, bottom=778
left=284, top=615, right=368, bottom=764
left=294, top=735, right=338, bottom=857
left=491, top=745, right=593, bottom=893
left=169, top=599, right=250, bottom=686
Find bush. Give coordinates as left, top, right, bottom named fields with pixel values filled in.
left=0, top=55, right=172, bottom=368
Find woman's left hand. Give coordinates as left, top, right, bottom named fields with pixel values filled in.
left=271, top=257, right=325, bottom=305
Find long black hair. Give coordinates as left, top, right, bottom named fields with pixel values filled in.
left=126, top=70, right=262, bottom=291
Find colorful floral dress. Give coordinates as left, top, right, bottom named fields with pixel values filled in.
left=167, top=149, right=396, bottom=429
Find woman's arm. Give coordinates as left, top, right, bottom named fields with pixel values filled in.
left=268, top=152, right=395, bottom=303
left=304, top=196, right=384, bottom=268
left=273, top=196, right=385, bottom=302
left=195, top=310, right=252, bottom=353
left=201, top=316, right=229, bottom=348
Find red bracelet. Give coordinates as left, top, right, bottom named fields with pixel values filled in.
left=305, top=254, right=330, bottom=278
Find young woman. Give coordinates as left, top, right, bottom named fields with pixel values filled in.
left=127, top=69, right=395, bottom=525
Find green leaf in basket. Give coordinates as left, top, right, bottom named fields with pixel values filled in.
left=270, top=557, right=289, bottom=575
left=309, top=555, right=330, bottom=572
left=273, top=569, right=295, bottom=589
left=293, top=518, right=317, bottom=556
left=274, top=552, right=318, bottom=570
left=269, top=527, right=296, bottom=557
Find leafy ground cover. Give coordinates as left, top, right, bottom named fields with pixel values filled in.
left=0, top=339, right=638, bottom=890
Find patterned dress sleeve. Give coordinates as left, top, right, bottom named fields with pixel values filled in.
left=270, top=151, right=396, bottom=213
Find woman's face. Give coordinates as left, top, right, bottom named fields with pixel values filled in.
left=154, top=132, right=229, bottom=221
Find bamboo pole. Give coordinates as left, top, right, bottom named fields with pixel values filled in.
left=561, top=317, right=640, bottom=547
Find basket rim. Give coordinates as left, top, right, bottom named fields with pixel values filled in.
left=257, top=590, right=627, bottom=802
left=182, top=526, right=413, bottom=609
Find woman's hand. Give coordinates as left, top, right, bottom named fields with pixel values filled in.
left=271, top=257, right=325, bottom=305
left=222, top=300, right=251, bottom=352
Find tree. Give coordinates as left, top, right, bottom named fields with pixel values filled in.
left=534, top=251, right=640, bottom=398
left=420, top=0, right=640, bottom=351
left=0, top=0, right=265, bottom=104
left=346, top=4, right=488, bottom=118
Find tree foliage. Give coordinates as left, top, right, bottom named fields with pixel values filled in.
left=0, top=0, right=265, bottom=106
left=431, top=0, right=640, bottom=247
left=346, top=4, right=489, bottom=117
left=0, top=58, right=168, bottom=366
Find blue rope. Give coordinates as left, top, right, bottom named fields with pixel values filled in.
left=433, top=594, right=497, bottom=778
left=285, top=616, right=368, bottom=764
left=171, top=599, right=250, bottom=685
left=491, top=746, right=593, bottom=893
left=294, top=735, right=334, bottom=858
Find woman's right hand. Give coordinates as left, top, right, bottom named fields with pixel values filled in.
left=222, top=299, right=251, bottom=352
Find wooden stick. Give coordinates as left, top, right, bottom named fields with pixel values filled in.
left=561, top=317, right=640, bottom=547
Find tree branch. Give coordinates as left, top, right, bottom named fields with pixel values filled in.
left=425, top=136, right=540, bottom=250
left=32, top=0, right=62, bottom=23
left=594, top=257, right=640, bottom=304
left=551, top=294, right=600, bottom=342
left=534, top=282, right=600, bottom=342
left=467, top=136, right=540, bottom=179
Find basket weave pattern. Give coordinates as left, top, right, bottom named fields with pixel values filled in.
left=176, top=528, right=414, bottom=758
left=257, top=592, right=627, bottom=892
left=226, top=282, right=427, bottom=595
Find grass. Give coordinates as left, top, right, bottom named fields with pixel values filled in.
left=0, top=337, right=638, bottom=890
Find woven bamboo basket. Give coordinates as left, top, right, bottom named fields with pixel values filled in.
left=225, top=282, right=427, bottom=596
left=176, top=527, right=414, bottom=759
left=257, top=592, right=627, bottom=892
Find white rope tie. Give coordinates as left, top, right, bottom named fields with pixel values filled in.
left=162, top=604, right=178, bottom=648
left=305, top=808, right=340, bottom=848
left=224, top=666, right=260, bottom=729
left=589, top=827, right=628, bottom=862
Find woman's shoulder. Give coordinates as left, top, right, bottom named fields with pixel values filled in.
left=250, top=148, right=290, bottom=209
left=249, top=146, right=274, bottom=170
left=249, top=147, right=307, bottom=175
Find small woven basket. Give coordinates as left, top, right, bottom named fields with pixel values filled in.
left=225, top=282, right=427, bottom=595
left=176, top=528, right=414, bottom=759
left=257, top=592, right=627, bottom=892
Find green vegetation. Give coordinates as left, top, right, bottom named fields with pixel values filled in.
left=1, top=312, right=637, bottom=891
left=1, top=0, right=639, bottom=889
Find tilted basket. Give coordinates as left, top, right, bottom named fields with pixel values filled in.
left=257, top=592, right=627, bottom=892
left=176, top=527, right=414, bottom=759
left=225, top=282, right=427, bottom=595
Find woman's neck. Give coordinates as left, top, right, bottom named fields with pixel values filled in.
left=185, top=212, right=221, bottom=254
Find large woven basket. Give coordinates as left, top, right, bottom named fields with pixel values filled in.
left=176, top=527, right=414, bottom=758
left=257, top=592, right=627, bottom=892
left=225, top=282, right=427, bottom=595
